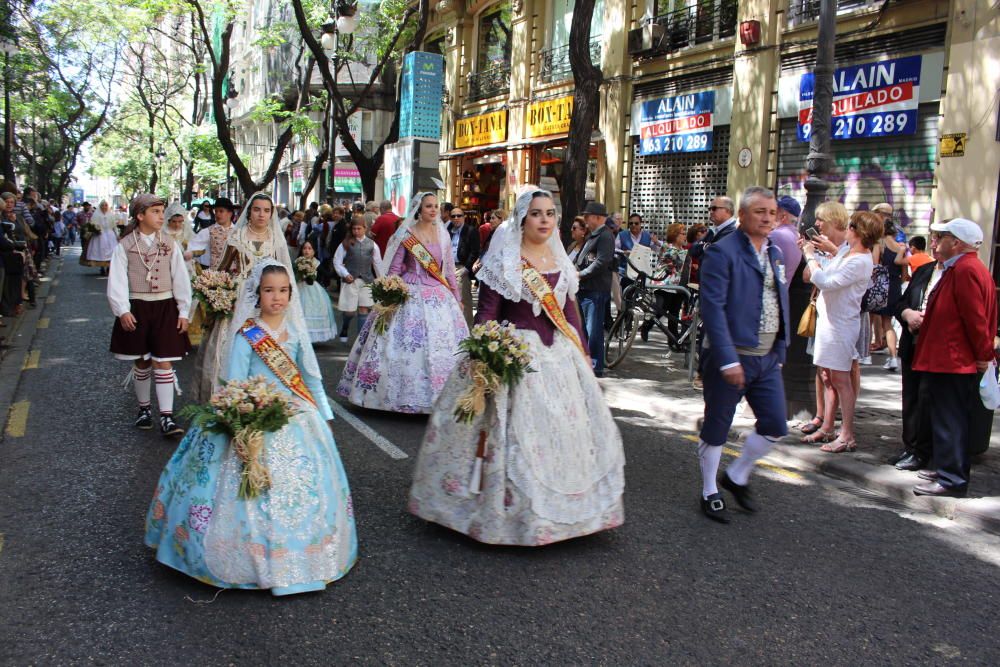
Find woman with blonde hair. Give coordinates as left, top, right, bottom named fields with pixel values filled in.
left=800, top=210, right=883, bottom=453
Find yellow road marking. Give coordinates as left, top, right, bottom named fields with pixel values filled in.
left=46, top=295, right=56, bottom=304
left=683, top=434, right=802, bottom=480
left=22, top=350, right=40, bottom=370
left=37, top=318, right=49, bottom=329
left=5, top=401, right=29, bottom=437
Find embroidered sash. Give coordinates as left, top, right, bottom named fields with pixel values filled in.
left=520, top=259, right=588, bottom=358
left=239, top=319, right=318, bottom=408
left=402, top=234, right=452, bottom=290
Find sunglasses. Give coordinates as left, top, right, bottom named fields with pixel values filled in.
left=708, top=206, right=722, bottom=212
left=451, top=213, right=465, bottom=219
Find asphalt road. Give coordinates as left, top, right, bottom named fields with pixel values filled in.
left=1, top=251, right=998, bottom=665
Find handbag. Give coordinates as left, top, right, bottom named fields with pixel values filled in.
left=979, top=361, right=1000, bottom=410
left=861, top=264, right=890, bottom=312
left=797, top=288, right=818, bottom=338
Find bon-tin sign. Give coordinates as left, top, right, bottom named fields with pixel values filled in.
left=799, top=55, right=921, bottom=141
left=638, top=91, right=714, bottom=155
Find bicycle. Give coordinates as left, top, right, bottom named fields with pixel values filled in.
left=605, top=254, right=701, bottom=376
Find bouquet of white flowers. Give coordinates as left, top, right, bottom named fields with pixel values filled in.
left=369, top=275, right=410, bottom=335
left=191, top=270, right=238, bottom=319
left=295, top=256, right=318, bottom=284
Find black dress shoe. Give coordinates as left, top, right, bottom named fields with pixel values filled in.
left=895, top=453, right=927, bottom=471
left=913, top=482, right=968, bottom=498
left=719, top=471, right=757, bottom=512
left=701, top=493, right=730, bottom=523
left=887, top=450, right=909, bottom=466
left=917, top=470, right=940, bottom=482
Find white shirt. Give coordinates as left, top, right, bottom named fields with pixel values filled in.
left=332, top=241, right=384, bottom=280
left=107, top=231, right=193, bottom=319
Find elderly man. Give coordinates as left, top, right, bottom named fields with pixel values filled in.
left=690, top=195, right=737, bottom=260
left=911, top=218, right=997, bottom=497
left=574, top=201, right=616, bottom=377
left=769, top=195, right=803, bottom=276
left=447, top=206, right=480, bottom=327
left=696, top=186, right=790, bottom=522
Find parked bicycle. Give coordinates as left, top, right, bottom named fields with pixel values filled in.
left=605, top=253, right=700, bottom=375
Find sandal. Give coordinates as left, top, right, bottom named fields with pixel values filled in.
left=799, top=416, right=823, bottom=434
left=820, top=437, right=857, bottom=453
left=801, top=429, right=836, bottom=444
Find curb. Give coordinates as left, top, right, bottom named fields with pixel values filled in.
left=0, top=257, right=61, bottom=440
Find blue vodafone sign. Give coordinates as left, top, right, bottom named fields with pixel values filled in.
left=799, top=55, right=921, bottom=141
left=638, top=90, right=715, bottom=155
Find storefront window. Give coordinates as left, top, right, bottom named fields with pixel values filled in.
left=537, top=145, right=599, bottom=209
left=478, top=3, right=512, bottom=72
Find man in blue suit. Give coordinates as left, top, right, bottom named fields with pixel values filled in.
left=696, top=186, right=791, bottom=523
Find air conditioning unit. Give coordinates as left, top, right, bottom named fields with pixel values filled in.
left=627, top=23, right=666, bottom=57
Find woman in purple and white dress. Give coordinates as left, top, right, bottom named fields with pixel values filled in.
left=337, top=192, right=469, bottom=413
left=408, top=188, right=625, bottom=546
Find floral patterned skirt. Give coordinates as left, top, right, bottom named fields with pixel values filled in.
left=336, top=282, right=469, bottom=414
left=408, top=331, right=626, bottom=546
left=144, top=409, right=358, bottom=595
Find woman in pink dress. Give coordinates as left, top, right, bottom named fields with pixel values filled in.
left=337, top=192, right=469, bottom=413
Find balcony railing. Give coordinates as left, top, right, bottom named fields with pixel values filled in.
left=467, top=62, right=511, bottom=102
left=538, top=39, right=602, bottom=84
left=651, top=0, right=737, bottom=52
left=786, top=0, right=880, bottom=26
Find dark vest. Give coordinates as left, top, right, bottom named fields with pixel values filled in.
left=345, top=237, right=375, bottom=283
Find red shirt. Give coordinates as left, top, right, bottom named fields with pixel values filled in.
left=912, top=252, right=997, bottom=374
left=371, top=212, right=400, bottom=255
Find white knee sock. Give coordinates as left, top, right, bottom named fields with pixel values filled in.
left=726, top=430, right=777, bottom=486
left=698, top=441, right=724, bottom=499
left=133, top=366, right=152, bottom=408
left=154, top=369, right=175, bottom=415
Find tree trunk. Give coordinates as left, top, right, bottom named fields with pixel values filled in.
left=560, top=0, right=602, bottom=241
left=182, top=159, right=195, bottom=205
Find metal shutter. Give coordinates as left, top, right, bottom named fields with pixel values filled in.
left=628, top=125, right=731, bottom=235
left=775, top=103, right=939, bottom=235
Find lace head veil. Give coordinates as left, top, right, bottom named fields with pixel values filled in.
left=380, top=191, right=442, bottom=275
left=227, top=257, right=322, bottom=382
left=164, top=202, right=192, bottom=245
left=476, top=187, right=578, bottom=315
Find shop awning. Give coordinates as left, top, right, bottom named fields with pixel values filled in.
left=438, top=142, right=510, bottom=159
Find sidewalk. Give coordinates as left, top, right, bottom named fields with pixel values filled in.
left=600, top=336, right=1000, bottom=536
left=0, top=253, right=62, bottom=437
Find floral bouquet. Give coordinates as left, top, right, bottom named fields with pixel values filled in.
left=180, top=376, right=296, bottom=499
left=295, top=256, right=318, bottom=284
left=454, top=321, right=532, bottom=424
left=81, top=222, right=101, bottom=240
left=191, top=270, right=238, bottom=320
left=369, top=275, right=410, bottom=335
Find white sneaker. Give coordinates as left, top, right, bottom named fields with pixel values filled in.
left=860, top=356, right=872, bottom=365
left=883, top=357, right=899, bottom=371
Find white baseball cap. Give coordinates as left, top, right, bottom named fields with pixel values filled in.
left=930, top=218, right=983, bottom=247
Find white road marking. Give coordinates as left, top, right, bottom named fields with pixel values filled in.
left=328, top=396, right=409, bottom=460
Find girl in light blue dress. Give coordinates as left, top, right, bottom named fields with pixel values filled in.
left=145, top=259, right=358, bottom=596
left=296, top=240, right=339, bottom=342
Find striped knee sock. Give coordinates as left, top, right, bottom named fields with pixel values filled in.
left=133, top=366, right=152, bottom=407
left=154, top=369, right=175, bottom=415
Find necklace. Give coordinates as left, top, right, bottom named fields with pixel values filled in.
left=258, top=316, right=288, bottom=342
left=132, top=229, right=162, bottom=283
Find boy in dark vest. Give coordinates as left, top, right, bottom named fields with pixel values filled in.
left=107, top=194, right=192, bottom=437
left=332, top=216, right=383, bottom=341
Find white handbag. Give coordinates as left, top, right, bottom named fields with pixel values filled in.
left=979, top=361, right=1000, bottom=410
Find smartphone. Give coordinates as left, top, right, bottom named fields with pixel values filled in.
left=803, top=227, right=821, bottom=241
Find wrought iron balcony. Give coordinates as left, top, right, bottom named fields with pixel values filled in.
left=467, top=62, right=511, bottom=102
left=538, top=39, right=602, bottom=84
left=650, top=0, right=737, bottom=52
left=786, top=0, right=880, bottom=26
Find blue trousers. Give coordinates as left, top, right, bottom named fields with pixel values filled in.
left=578, top=289, right=609, bottom=374
left=700, top=348, right=788, bottom=446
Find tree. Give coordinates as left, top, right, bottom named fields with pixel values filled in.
left=560, top=0, right=602, bottom=238
left=289, top=0, right=430, bottom=201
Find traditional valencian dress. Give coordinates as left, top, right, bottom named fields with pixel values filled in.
left=295, top=256, right=338, bottom=343
left=83, top=207, right=119, bottom=267
left=145, top=276, right=358, bottom=595
left=337, top=193, right=469, bottom=413
left=408, top=189, right=626, bottom=545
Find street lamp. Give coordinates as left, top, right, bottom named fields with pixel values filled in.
left=323, top=0, right=360, bottom=203
left=225, top=78, right=239, bottom=197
